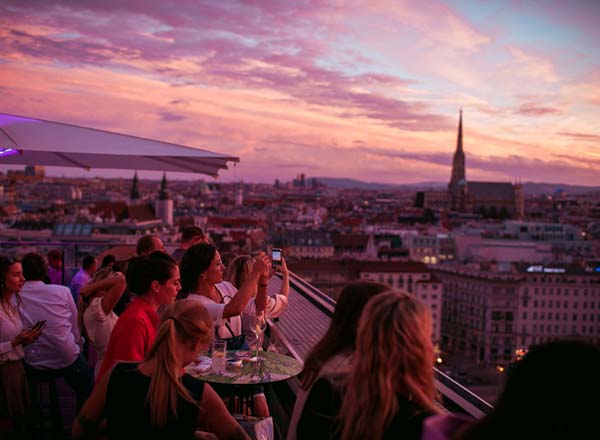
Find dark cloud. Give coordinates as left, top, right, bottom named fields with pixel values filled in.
left=514, top=103, right=562, bottom=116
left=157, top=110, right=186, bottom=122
left=557, top=131, right=600, bottom=143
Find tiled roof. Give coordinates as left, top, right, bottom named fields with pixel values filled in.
left=122, top=204, right=156, bottom=222
left=91, top=201, right=127, bottom=219
left=331, top=234, right=369, bottom=247
left=468, top=182, right=514, bottom=200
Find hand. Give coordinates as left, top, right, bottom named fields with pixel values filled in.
left=12, top=325, right=43, bottom=348
left=277, top=256, right=289, bottom=276
left=252, top=252, right=271, bottom=277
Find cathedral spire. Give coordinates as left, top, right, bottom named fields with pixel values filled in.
left=456, top=108, right=463, bottom=154
left=449, top=109, right=465, bottom=186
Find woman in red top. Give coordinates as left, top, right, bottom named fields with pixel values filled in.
left=96, top=251, right=181, bottom=382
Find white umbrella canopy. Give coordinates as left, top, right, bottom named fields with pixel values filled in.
left=0, top=113, right=239, bottom=177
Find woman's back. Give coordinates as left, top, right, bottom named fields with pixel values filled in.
left=106, top=363, right=204, bottom=440
left=299, top=375, right=433, bottom=440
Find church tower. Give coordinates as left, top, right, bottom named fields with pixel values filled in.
left=449, top=110, right=467, bottom=211
left=129, top=172, right=140, bottom=205
left=155, top=172, right=174, bottom=226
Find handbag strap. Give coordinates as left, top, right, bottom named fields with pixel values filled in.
left=215, top=283, right=238, bottom=340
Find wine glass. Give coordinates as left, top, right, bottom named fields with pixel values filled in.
left=250, top=311, right=267, bottom=362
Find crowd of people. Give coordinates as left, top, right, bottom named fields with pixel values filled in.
left=1, top=225, right=599, bottom=439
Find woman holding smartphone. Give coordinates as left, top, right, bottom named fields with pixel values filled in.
left=179, top=244, right=270, bottom=349
left=0, top=255, right=43, bottom=435
left=226, top=251, right=289, bottom=348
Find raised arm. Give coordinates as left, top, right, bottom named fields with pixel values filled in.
left=254, top=257, right=272, bottom=313
left=277, top=257, right=289, bottom=298
left=223, top=252, right=270, bottom=318
left=198, top=384, right=250, bottom=440
left=80, top=271, right=123, bottom=298
left=99, top=272, right=126, bottom=315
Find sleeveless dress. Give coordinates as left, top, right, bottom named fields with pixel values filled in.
left=105, top=362, right=205, bottom=440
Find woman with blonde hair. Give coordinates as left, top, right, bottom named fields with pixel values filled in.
left=78, top=266, right=126, bottom=378
left=225, top=254, right=289, bottom=347
left=298, top=290, right=440, bottom=439
left=288, top=281, right=388, bottom=440
left=73, top=299, right=249, bottom=439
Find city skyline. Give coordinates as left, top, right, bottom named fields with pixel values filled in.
left=1, top=0, right=599, bottom=185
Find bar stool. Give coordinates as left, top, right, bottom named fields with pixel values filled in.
left=26, top=367, right=64, bottom=439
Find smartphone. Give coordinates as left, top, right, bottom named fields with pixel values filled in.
left=271, top=248, right=282, bottom=266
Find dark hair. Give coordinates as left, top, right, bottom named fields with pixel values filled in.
left=459, top=340, right=600, bottom=440
left=300, top=281, right=389, bottom=389
left=136, top=234, right=161, bottom=256
left=127, top=251, right=177, bottom=296
left=179, top=243, right=217, bottom=298
left=0, top=255, right=21, bottom=312
left=0, top=255, right=19, bottom=292
left=180, top=226, right=204, bottom=243
left=47, top=249, right=62, bottom=260
left=101, top=254, right=117, bottom=268
left=22, top=252, right=48, bottom=281
left=82, top=255, right=96, bottom=270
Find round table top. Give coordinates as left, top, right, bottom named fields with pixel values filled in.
left=185, top=350, right=303, bottom=385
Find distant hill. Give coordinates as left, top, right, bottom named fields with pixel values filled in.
left=521, top=182, right=600, bottom=196
left=315, top=177, right=600, bottom=195
left=315, top=177, right=445, bottom=191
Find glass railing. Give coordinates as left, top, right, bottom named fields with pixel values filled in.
left=268, top=271, right=493, bottom=418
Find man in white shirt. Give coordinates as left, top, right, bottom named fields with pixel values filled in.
left=19, top=253, right=93, bottom=409
left=69, top=255, right=97, bottom=305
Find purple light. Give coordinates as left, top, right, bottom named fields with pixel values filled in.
left=0, top=148, right=19, bottom=157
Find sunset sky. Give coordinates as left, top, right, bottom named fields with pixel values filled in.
left=1, top=0, right=599, bottom=185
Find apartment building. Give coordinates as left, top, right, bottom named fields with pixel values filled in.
left=436, top=262, right=600, bottom=366
left=359, top=262, right=443, bottom=343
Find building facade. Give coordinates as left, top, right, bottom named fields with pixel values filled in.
left=436, top=263, right=600, bottom=366
left=359, top=262, right=443, bottom=343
